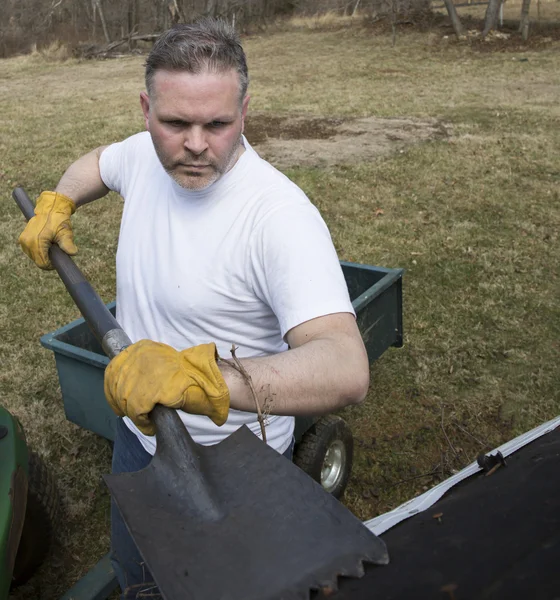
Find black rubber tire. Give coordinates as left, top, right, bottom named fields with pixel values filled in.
left=293, top=415, right=354, bottom=499
left=11, top=451, right=60, bottom=587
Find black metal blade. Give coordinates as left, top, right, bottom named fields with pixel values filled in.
left=105, top=424, right=388, bottom=600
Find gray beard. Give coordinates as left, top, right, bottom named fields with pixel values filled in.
left=155, top=135, right=243, bottom=191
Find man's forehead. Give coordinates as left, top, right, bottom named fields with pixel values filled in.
left=151, top=67, right=241, bottom=94
left=149, top=69, right=244, bottom=120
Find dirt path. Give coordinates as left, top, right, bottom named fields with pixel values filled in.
left=245, top=114, right=451, bottom=168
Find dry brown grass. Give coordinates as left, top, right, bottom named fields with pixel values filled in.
left=2, top=21, right=559, bottom=598
left=31, top=40, right=74, bottom=62
left=283, top=12, right=364, bottom=29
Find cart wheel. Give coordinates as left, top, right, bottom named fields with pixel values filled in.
left=11, top=451, right=60, bottom=587
left=293, top=415, right=353, bottom=499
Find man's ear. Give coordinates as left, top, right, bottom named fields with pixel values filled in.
left=140, top=92, right=151, bottom=131
left=240, top=95, right=250, bottom=133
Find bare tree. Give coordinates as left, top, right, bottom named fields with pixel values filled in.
left=168, top=0, right=186, bottom=23
left=482, top=0, right=502, bottom=38
left=391, top=0, right=397, bottom=45
left=92, top=0, right=110, bottom=42
left=127, top=0, right=140, bottom=44
left=442, top=0, right=466, bottom=38
left=518, top=0, right=531, bottom=39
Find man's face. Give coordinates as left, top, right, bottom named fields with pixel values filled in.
left=140, top=68, right=249, bottom=191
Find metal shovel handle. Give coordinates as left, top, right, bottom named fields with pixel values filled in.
left=12, top=186, right=179, bottom=434
left=13, top=187, right=126, bottom=356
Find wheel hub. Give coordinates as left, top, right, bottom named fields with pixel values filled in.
left=321, top=440, right=346, bottom=493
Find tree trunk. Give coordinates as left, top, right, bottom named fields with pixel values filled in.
left=442, top=0, right=466, bottom=38
left=482, top=0, right=502, bottom=37
left=91, top=0, right=97, bottom=38
left=519, top=0, right=531, bottom=37
left=127, top=0, right=140, bottom=47
left=167, top=0, right=185, bottom=23
left=93, top=0, right=110, bottom=42
left=391, top=0, right=397, bottom=46
left=123, top=0, right=139, bottom=51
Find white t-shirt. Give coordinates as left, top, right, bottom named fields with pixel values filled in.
left=99, top=131, right=354, bottom=455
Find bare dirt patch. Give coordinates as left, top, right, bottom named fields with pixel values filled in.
left=246, top=114, right=451, bottom=168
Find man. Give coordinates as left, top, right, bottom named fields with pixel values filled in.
left=19, top=18, right=369, bottom=598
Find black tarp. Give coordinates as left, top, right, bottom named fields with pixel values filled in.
left=326, top=426, right=560, bottom=599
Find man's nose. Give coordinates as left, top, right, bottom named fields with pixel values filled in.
left=184, top=126, right=208, bottom=156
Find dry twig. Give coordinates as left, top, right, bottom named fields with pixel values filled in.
left=389, top=470, right=440, bottom=488
left=219, top=344, right=267, bottom=443
left=440, top=405, right=460, bottom=460
left=451, top=419, right=489, bottom=448
left=259, top=383, right=273, bottom=427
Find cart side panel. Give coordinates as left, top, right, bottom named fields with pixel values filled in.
left=57, top=322, right=104, bottom=355
left=54, top=355, right=116, bottom=442
left=341, top=264, right=386, bottom=300
left=356, top=275, right=403, bottom=364
left=59, top=552, right=118, bottom=600
left=342, top=263, right=404, bottom=364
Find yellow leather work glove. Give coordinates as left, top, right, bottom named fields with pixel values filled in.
left=104, top=339, right=230, bottom=436
left=18, top=191, right=78, bottom=270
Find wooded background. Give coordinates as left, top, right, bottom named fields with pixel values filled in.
left=1, top=0, right=432, bottom=58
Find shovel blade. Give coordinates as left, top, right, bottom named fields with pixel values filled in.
left=105, top=425, right=388, bottom=600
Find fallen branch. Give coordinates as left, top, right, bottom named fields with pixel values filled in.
left=77, top=33, right=161, bottom=59
left=129, top=33, right=161, bottom=42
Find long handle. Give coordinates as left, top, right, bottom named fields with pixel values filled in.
left=13, top=187, right=128, bottom=357
left=13, top=186, right=181, bottom=435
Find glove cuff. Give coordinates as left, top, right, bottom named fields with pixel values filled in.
left=35, top=191, right=76, bottom=216
left=180, top=343, right=230, bottom=426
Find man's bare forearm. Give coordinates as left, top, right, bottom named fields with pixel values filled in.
left=55, top=146, right=110, bottom=208
left=220, top=332, right=370, bottom=417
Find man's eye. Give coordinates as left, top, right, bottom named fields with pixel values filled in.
left=167, top=121, right=185, bottom=128
left=210, top=121, right=227, bottom=128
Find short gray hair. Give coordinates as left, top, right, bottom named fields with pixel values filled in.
left=145, top=18, right=249, bottom=102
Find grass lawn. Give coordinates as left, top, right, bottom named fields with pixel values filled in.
left=2, top=17, right=559, bottom=598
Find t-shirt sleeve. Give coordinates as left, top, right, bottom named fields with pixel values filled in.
left=249, top=199, right=355, bottom=339
left=99, top=140, right=126, bottom=195
left=99, top=133, right=149, bottom=197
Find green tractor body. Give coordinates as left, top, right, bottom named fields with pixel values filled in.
left=0, top=406, right=29, bottom=599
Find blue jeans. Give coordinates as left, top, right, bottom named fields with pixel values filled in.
left=111, top=417, right=294, bottom=599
